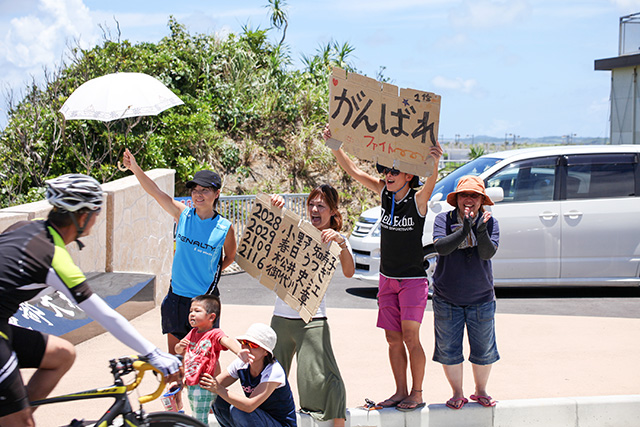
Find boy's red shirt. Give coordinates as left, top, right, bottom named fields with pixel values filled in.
left=183, top=328, right=228, bottom=386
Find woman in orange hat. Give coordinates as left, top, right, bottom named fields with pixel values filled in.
left=432, top=175, right=500, bottom=410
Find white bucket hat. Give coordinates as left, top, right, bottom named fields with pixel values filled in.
left=236, top=323, right=277, bottom=355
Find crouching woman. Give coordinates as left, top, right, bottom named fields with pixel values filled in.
left=200, top=323, right=297, bottom=427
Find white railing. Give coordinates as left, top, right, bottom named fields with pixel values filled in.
left=218, top=194, right=309, bottom=243
left=176, top=194, right=310, bottom=244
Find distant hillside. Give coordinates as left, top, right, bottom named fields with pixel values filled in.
left=446, top=135, right=609, bottom=146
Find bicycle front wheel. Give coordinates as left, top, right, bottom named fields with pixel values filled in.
left=143, top=411, right=208, bottom=427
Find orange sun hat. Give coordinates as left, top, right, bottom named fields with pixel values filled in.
left=446, top=175, right=494, bottom=207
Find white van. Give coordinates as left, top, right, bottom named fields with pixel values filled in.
left=348, top=145, right=640, bottom=287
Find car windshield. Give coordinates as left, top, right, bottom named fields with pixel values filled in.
left=430, top=157, right=501, bottom=200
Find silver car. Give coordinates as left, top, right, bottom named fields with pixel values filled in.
left=349, top=145, right=640, bottom=287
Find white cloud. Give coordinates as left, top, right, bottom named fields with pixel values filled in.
left=449, top=0, right=531, bottom=30
left=1, top=0, right=97, bottom=69
left=432, top=75, right=478, bottom=94
left=610, top=0, right=640, bottom=11
left=0, top=0, right=100, bottom=127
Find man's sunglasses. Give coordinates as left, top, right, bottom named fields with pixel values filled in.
left=239, top=339, right=260, bottom=349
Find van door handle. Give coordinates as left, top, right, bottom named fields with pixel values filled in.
left=539, top=212, right=559, bottom=220
left=563, top=210, right=583, bottom=219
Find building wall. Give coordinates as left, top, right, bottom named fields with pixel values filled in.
left=0, top=169, right=175, bottom=304
left=610, top=67, right=640, bottom=144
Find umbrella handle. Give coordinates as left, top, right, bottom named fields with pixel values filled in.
left=117, top=161, right=129, bottom=172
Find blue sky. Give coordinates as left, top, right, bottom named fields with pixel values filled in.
left=1, top=0, right=640, bottom=139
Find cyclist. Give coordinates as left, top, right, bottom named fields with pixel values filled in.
left=0, top=174, right=181, bottom=427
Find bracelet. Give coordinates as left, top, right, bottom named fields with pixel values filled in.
left=338, top=239, right=347, bottom=249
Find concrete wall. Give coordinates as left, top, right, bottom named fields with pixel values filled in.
left=205, top=395, right=640, bottom=427
left=103, top=170, right=175, bottom=303
left=0, top=169, right=175, bottom=304
left=339, top=395, right=640, bottom=427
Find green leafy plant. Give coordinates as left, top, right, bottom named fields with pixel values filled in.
left=0, top=7, right=379, bottom=232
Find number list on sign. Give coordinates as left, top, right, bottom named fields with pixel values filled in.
left=234, top=194, right=342, bottom=323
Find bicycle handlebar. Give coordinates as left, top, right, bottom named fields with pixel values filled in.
left=111, top=356, right=170, bottom=405
left=128, top=359, right=166, bottom=404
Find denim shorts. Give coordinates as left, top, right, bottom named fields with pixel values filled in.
left=432, top=296, right=500, bottom=366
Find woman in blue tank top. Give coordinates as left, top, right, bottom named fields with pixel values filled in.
left=122, top=149, right=237, bottom=354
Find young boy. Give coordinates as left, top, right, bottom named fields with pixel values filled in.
left=323, top=125, right=442, bottom=411
left=175, top=295, right=252, bottom=423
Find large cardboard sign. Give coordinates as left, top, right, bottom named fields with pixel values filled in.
left=327, top=67, right=441, bottom=177
left=234, top=194, right=341, bottom=322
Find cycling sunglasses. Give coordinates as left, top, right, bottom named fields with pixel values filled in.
left=239, top=339, right=261, bottom=349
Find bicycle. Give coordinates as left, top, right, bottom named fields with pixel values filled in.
left=30, top=355, right=207, bottom=427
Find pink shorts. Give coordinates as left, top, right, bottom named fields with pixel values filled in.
left=376, top=275, right=429, bottom=332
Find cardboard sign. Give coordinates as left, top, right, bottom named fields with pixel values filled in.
left=234, top=194, right=341, bottom=323
left=327, top=67, right=441, bottom=177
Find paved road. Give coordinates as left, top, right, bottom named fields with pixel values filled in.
left=32, top=268, right=640, bottom=425
left=219, top=269, right=640, bottom=318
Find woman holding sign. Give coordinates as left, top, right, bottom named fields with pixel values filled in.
left=122, top=149, right=237, bottom=354
left=323, top=126, right=442, bottom=412
left=270, top=184, right=354, bottom=427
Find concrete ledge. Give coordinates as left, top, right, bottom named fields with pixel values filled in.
left=206, top=395, right=640, bottom=427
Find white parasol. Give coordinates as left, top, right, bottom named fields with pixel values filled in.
left=59, top=72, right=184, bottom=122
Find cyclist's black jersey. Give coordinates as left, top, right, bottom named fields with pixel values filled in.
left=0, top=220, right=93, bottom=322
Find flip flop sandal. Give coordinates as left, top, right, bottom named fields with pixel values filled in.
left=446, top=397, right=468, bottom=410
left=396, top=401, right=426, bottom=412
left=470, top=394, right=497, bottom=407
left=377, top=398, right=402, bottom=408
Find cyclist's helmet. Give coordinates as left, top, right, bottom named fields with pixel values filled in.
left=45, top=174, right=104, bottom=212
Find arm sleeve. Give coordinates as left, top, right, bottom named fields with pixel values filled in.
left=433, top=215, right=471, bottom=256
left=77, top=294, right=156, bottom=355
left=475, top=218, right=499, bottom=260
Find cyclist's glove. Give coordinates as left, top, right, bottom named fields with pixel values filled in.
left=145, top=348, right=182, bottom=376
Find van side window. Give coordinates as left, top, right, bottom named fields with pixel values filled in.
left=486, top=157, right=556, bottom=203
left=566, top=154, right=636, bottom=199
